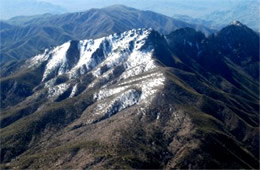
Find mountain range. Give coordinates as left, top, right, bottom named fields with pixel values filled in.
left=0, top=0, right=67, bottom=20
left=173, top=1, right=260, bottom=31
left=0, top=5, right=213, bottom=64
left=0, top=21, right=259, bottom=169
left=0, top=0, right=241, bottom=20
left=202, top=1, right=260, bottom=31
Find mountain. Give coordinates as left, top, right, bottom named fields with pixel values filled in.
left=0, top=0, right=67, bottom=20
left=172, top=1, right=260, bottom=31
left=172, top=14, right=219, bottom=30
left=0, top=21, right=16, bottom=30
left=36, top=0, right=240, bottom=18
left=0, top=22, right=259, bottom=169
left=0, top=5, right=213, bottom=64
left=201, top=1, right=260, bottom=31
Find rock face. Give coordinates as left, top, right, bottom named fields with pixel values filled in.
left=0, top=23, right=259, bottom=169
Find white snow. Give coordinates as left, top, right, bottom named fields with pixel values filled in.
left=94, top=72, right=165, bottom=105
left=69, top=38, right=104, bottom=78
left=67, top=28, right=152, bottom=80
left=69, top=84, right=78, bottom=97
left=44, top=78, right=56, bottom=88
left=75, top=28, right=154, bottom=87
left=28, top=49, right=49, bottom=66
left=27, top=28, right=167, bottom=108
left=138, top=73, right=165, bottom=102
left=230, top=20, right=242, bottom=26
left=94, top=85, right=130, bottom=100
left=119, top=50, right=156, bottom=80
left=47, top=83, right=70, bottom=99
left=95, top=89, right=141, bottom=116
left=156, top=112, right=160, bottom=120
left=88, top=68, right=115, bottom=88
left=105, top=89, right=141, bottom=117
left=29, top=28, right=153, bottom=83
left=42, top=42, right=71, bottom=81
left=95, top=28, right=151, bottom=70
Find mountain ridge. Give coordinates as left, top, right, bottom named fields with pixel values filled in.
left=0, top=0, right=67, bottom=20
left=0, top=5, right=213, bottom=64
left=172, top=1, right=260, bottom=32
left=0, top=22, right=259, bottom=169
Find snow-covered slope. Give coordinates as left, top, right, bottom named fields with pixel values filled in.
left=26, top=28, right=165, bottom=119
left=1, top=24, right=259, bottom=169
left=28, top=28, right=156, bottom=80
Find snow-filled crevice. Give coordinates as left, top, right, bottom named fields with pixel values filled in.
left=47, top=83, right=70, bottom=100
left=68, top=38, right=105, bottom=78
left=93, top=71, right=165, bottom=106
left=93, top=89, right=141, bottom=123
left=105, top=89, right=141, bottom=117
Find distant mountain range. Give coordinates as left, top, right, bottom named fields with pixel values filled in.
left=0, top=5, right=213, bottom=64
left=0, top=0, right=240, bottom=20
left=0, top=21, right=259, bottom=169
left=0, top=0, right=67, bottom=20
left=173, top=1, right=260, bottom=31
left=202, top=1, right=260, bottom=31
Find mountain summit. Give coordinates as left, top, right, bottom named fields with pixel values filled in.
left=0, top=5, right=213, bottom=64
left=230, top=20, right=243, bottom=26
left=0, top=24, right=259, bottom=169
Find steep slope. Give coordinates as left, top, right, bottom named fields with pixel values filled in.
left=0, top=5, right=213, bottom=64
left=0, top=21, right=16, bottom=31
left=0, top=24, right=259, bottom=169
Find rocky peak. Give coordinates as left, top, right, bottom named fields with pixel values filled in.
left=27, top=28, right=154, bottom=81
left=1, top=26, right=259, bottom=169
left=230, top=20, right=243, bottom=27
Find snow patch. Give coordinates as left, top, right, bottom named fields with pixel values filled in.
left=119, top=50, right=156, bottom=80
left=48, top=83, right=70, bottom=99
left=27, top=49, right=50, bottom=67
left=42, top=42, right=71, bottom=81
left=70, top=84, right=78, bottom=97
left=94, top=71, right=165, bottom=112
left=29, top=28, right=154, bottom=83
left=69, top=38, right=104, bottom=78
left=94, top=85, right=130, bottom=101
left=105, top=89, right=141, bottom=117
left=139, top=73, right=165, bottom=102
left=230, top=20, right=243, bottom=26
left=95, top=89, right=141, bottom=117
left=68, top=28, right=152, bottom=80
left=156, top=112, right=160, bottom=120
